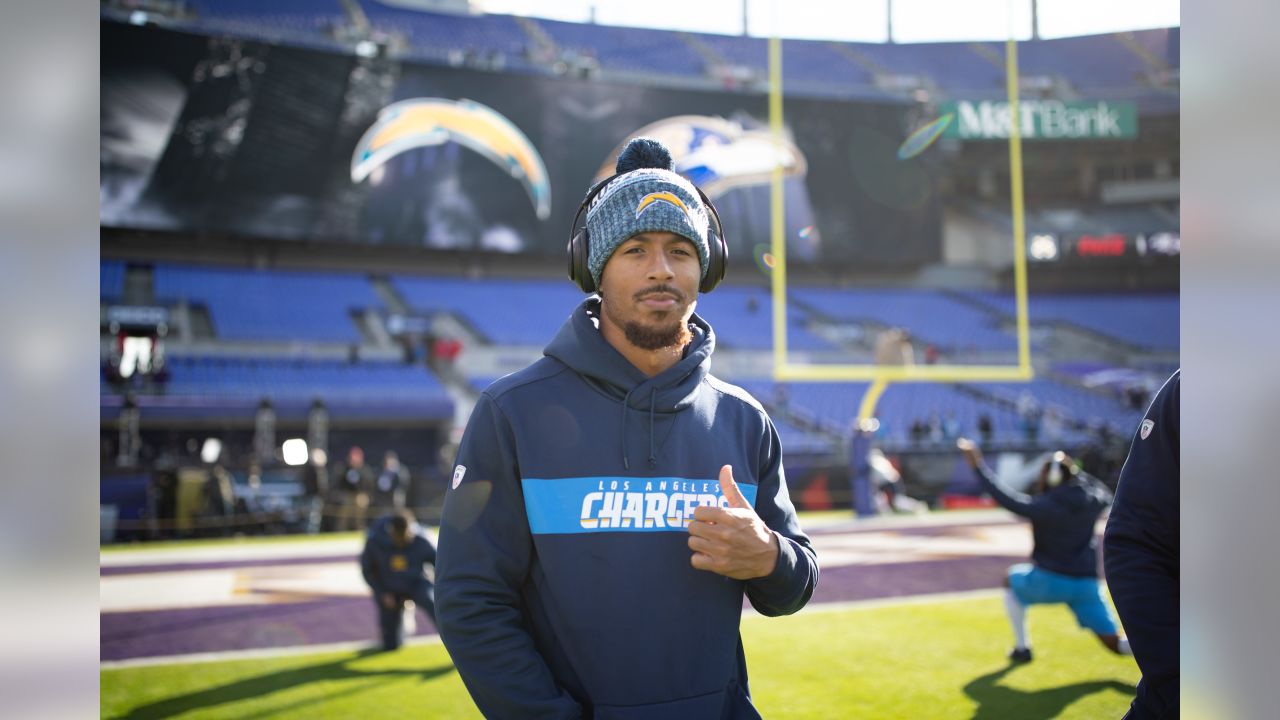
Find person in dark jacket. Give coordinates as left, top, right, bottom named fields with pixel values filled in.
left=332, top=446, right=372, bottom=532
left=435, top=138, right=818, bottom=719
left=1104, top=370, right=1179, bottom=719
left=371, top=450, right=410, bottom=518
left=361, top=510, right=438, bottom=651
left=959, top=438, right=1132, bottom=663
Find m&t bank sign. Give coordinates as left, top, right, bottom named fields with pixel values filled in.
left=939, top=100, right=1138, bottom=140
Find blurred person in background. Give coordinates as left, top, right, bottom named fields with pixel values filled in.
left=1017, top=391, right=1042, bottom=443
left=361, top=509, right=438, bottom=651
left=958, top=438, right=1131, bottom=663
left=371, top=450, right=410, bottom=520
left=300, top=447, right=328, bottom=534
left=1104, top=370, right=1179, bottom=719
left=202, top=461, right=236, bottom=538
left=331, top=446, right=372, bottom=532
left=977, top=413, right=994, bottom=445
left=236, top=460, right=267, bottom=535
left=435, top=138, right=817, bottom=719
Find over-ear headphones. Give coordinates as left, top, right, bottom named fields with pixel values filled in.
left=566, top=172, right=728, bottom=294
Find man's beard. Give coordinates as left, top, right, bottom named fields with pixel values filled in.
left=602, top=283, right=694, bottom=351
left=622, top=317, right=692, bottom=351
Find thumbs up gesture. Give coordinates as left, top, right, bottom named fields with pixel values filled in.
left=688, top=465, right=780, bottom=580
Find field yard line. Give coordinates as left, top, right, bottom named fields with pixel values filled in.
left=100, top=633, right=446, bottom=670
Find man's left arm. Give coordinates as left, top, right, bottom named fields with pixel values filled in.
left=687, top=424, right=818, bottom=616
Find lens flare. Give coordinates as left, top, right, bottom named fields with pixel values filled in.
left=897, top=113, right=954, bottom=160
left=752, top=244, right=776, bottom=275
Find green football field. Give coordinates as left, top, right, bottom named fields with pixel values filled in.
left=101, top=593, right=1139, bottom=719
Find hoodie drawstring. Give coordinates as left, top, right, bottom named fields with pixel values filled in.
left=647, top=388, right=658, bottom=469
left=620, top=386, right=660, bottom=470
left=621, top=386, right=638, bottom=470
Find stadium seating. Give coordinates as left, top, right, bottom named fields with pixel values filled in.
left=160, top=355, right=443, bottom=398
left=791, top=287, right=1014, bottom=352
left=733, top=376, right=1149, bottom=448
left=1129, top=27, right=1179, bottom=68
left=152, top=264, right=378, bottom=343
left=781, top=40, right=895, bottom=99
left=764, top=415, right=832, bottom=455
left=358, top=3, right=532, bottom=66
left=971, top=378, right=1143, bottom=434
left=1017, top=34, right=1151, bottom=91
left=689, top=32, right=767, bottom=73
left=853, top=41, right=1005, bottom=93
left=101, top=259, right=127, bottom=302
left=184, top=0, right=348, bottom=47
left=394, top=276, right=839, bottom=351
left=104, top=355, right=454, bottom=420
left=394, top=275, right=586, bottom=346
left=535, top=19, right=706, bottom=76
left=964, top=291, right=1179, bottom=351
left=737, top=380, right=1024, bottom=446
left=689, top=33, right=886, bottom=98
left=164, top=4, right=1179, bottom=110
left=693, top=286, right=840, bottom=352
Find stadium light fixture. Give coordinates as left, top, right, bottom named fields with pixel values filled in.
left=1029, top=233, right=1059, bottom=261
left=200, top=438, right=223, bottom=464
left=282, top=438, right=309, bottom=466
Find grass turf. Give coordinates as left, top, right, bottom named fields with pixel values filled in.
left=101, top=595, right=1139, bottom=719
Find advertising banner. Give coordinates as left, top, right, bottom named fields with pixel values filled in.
left=938, top=99, right=1138, bottom=140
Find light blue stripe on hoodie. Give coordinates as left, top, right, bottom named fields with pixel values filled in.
left=523, top=476, right=758, bottom=535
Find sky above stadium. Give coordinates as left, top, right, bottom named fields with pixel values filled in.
left=475, top=0, right=1179, bottom=42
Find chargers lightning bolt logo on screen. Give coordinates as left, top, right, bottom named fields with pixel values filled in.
left=522, top=476, right=758, bottom=535
left=351, top=98, right=552, bottom=220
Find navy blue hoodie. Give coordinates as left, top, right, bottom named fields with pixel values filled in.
left=1105, top=370, right=1179, bottom=719
left=435, top=298, right=818, bottom=719
left=974, top=462, right=1113, bottom=578
left=361, top=515, right=437, bottom=596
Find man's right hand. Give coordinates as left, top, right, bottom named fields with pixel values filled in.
left=380, top=592, right=397, bottom=610
left=957, top=438, right=982, bottom=469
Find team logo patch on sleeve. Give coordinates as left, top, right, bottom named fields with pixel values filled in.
left=452, top=464, right=467, bottom=489
left=1140, top=419, right=1155, bottom=439
left=522, top=476, right=758, bottom=535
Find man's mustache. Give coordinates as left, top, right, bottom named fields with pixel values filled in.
left=633, top=284, right=687, bottom=302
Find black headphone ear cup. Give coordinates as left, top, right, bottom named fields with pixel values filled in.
left=567, top=228, right=595, bottom=293
left=699, top=229, right=727, bottom=293
left=567, top=173, right=619, bottom=295
left=697, top=189, right=728, bottom=293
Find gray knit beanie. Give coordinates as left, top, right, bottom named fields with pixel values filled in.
left=585, top=137, right=711, bottom=289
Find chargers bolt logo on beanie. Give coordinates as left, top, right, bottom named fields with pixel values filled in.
left=635, top=191, right=695, bottom=224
